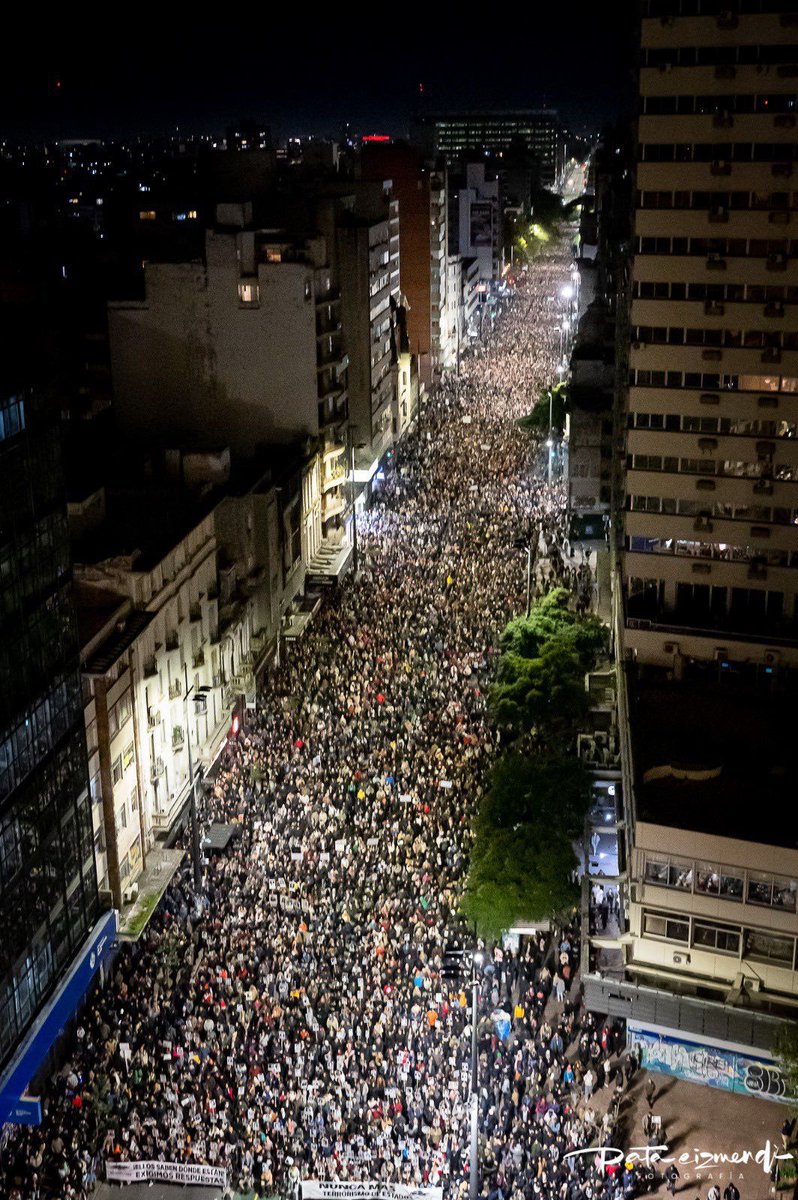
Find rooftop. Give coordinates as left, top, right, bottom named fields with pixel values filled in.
left=630, top=668, right=798, bottom=850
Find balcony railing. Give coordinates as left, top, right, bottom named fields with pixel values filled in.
left=150, top=757, right=165, bottom=782
left=172, top=727, right=185, bottom=749
left=168, top=680, right=182, bottom=700
left=193, top=650, right=205, bottom=668
left=143, top=657, right=158, bottom=678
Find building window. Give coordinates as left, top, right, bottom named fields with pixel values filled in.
left=238, top=282, right=259, bottom=305
left=743, top=929, right=794, bottom=967
left=692, top=920, right=741, bottom=955
left=138, top=211, right=157, bottom=221
left=112, top=755, right=123, bottom=785
left=643, top=910, right=689, bottom=944
left=123, top=742, right=135, bottom=772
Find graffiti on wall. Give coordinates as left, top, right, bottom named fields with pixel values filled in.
left=627, top=1023, right=791, bottom=1103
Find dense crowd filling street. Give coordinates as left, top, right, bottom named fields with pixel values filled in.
left=1, top=245, right=633, bottom=1200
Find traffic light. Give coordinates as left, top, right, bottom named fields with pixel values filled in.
left=441, top=947, right=467, bottom=981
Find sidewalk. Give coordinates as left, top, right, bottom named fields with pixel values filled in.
left=615, top=1070, right=791, bottom=1198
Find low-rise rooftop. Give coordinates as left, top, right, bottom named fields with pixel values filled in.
left=630, top=667, right=798, bottom=850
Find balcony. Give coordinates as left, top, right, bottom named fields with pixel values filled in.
left=322, top=468, right=346, bottom=492
left=315, top=288, right=340, bottom=307
left=189, top=603, right=202, bottom=623
left=147, top=709, right=160, bottom=730
left=322, top=494, right=346, bottom=521
left=143, top=657, right=158, bottom=678
left=168, top=680, right=182, bottom=700
left=193, top=650, right=205, bottom=668
left=207, top=582, right=219, bottom=601
left=209, top=626, right=221, bottom=644
left=317, top=316, right=342, bottom=337
left=165, top=632, right=179, bottom=652
left=150, top=757, right=165, bottom=782
left=172, top=726, right=185, bottom=750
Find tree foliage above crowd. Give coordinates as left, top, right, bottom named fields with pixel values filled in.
left=518, top=383, right=568, bottom=436
left=463, top=589, right=606, bottom=940
left=501, top=588, right=608, bottom=669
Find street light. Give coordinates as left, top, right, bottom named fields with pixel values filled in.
left=469, top=951, right=484, bottom=1200
left=183, top=664, right=210, bottom=893
left=514, top=533, right=534, bottom=617
left=546, top=437, right=554, bottom=486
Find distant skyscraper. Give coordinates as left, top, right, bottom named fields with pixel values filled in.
left=621, top=0, right=798, bottom=669
left=412, top=110, right=565, bottom=190
left=0, top=385, right=103, bottom=1088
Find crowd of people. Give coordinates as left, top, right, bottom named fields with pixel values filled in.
left=0, top=241, right=637, bottom=1200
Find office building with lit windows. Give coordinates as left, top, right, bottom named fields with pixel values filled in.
left=0, top=386, right=112, bottom=1125
left=412, top=110, right=566, bottom=189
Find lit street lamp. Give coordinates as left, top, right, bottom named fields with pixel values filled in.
left=183, top=664, right=210, bottom=893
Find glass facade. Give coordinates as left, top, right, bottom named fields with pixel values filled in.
left=0, top=388, right=99, bottom=1071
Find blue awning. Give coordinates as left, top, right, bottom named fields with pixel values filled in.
left=0, top=908, right=117, bottom=1125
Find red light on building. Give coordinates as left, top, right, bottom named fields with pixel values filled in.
left=362, top=135, right=391, bottom=143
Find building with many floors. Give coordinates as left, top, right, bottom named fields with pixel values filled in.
left=412, top=109, right=566, bottom=190
left=0, top=385, right=110, bottom=1115
left=621, top=0, right=798, bottom=670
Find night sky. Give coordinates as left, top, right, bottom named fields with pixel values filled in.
left=1, top=5, right=636, bottom=143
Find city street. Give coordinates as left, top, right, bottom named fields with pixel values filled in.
left=2, top=242, right=620, bottom=1200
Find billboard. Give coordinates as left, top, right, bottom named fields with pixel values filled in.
left=627, top=1022, right=791, bottom=1103
left=470, top=202, right=493, bottom=248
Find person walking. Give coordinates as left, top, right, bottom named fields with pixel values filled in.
left=707, top=1185, right=721, bottom=1200
left=645, top=1075, right=656, bottom=1109
left=665, top=1163, right=680, bottom=1195
left=722, top=1183, right=740, bottom=1200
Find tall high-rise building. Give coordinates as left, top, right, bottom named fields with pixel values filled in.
left=0, top=385, right=112, bottom=1122
left=412, top=110, right=565, bottom=190
left=621, top=0, right=798, bottom=670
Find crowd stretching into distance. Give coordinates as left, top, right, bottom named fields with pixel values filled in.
left=1, top=244, right=636, bottom=1200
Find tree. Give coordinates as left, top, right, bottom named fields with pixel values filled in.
left=501, top=588, right=607, bottom=670
left=461, top=823, right=579, bottom=941
left=775, top=1024, right=798, bottom=1109
left=477, top=751, right=591, bottom=843
left=490, top=636, right=589, bottom=743
left=518, top=383, right=568, bottom=436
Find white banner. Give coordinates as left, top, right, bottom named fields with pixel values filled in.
left=302, top=1185, right=442, bottom=1200
left=106, top=1160, right=227, bottom=1187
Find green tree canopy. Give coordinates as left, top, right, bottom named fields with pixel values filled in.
left=490, top=635, right=589, bottom=742
left=775, top=1023, right=798, bottom=1109
left=518, top=383, right=568, bottom=436
left=501, top=587, right=608, bottom=670
left=461, top=824, right=579, bottom=941
left=476, top=751, right=591, bottom=843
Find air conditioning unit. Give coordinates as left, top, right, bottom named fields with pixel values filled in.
left=764, top=649, right=781, bottom=666
left=663, top=642, right=680, bottom=655
left=673, top=952, right=691, bottom=964
left=122, top=882, right=139, bottom=905
left=715, top=647, right=729, bottom=661
left=745, top=975, right=762, bottom=993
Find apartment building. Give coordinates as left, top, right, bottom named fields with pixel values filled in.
left=319, top=181, right=401, bottom=470
left=0, top=386, right=112, bottom=1124
left=622, top=0, right=798, bottom=669
left=108, top=210, right=348, bottom=567
left=361, top=146, right=457, bottom=384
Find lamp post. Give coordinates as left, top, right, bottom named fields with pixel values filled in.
left=514, top=534, right=534, bottom=618
left=183, top=664, right=210, bottom=893
left=347, top=427, right=368, bottom=578
left=470, top=951, right=484, bottom=1200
